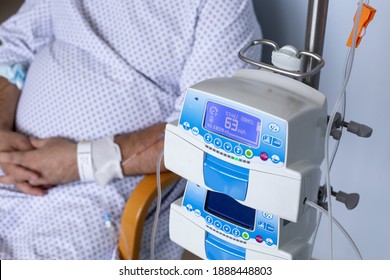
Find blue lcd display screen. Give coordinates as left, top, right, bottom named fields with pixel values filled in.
left=205, top=191, right=256, bottom=231
left=203, top=101, right=261, bottom=147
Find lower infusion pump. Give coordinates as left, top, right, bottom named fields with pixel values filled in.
left=164, top=69, right=327, bottom=260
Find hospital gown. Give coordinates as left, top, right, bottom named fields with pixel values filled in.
left=0, top=0, right=260, bottom=259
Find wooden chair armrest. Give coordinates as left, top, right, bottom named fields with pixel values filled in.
left=118, top=172, right=181, bottom=260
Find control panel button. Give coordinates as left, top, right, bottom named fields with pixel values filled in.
left=271, top=155, right=280, bottom=164
left=266, top=224, right=275, bottom=232
left=186, top=204, right=193, bottom=212
left=192, top=127, right=199, bottom=135
left=268, top=123, right=280, bottom=133
left=205, top=216, right=213, bottom=225
left=213, top=138, right=222, bottom=148
left=260, top=152, right=268, bottom=161
left=232, top=228, right=240, bottom=237
left=223, top=225, right=231, bottom=233
left=242, top=232, right=250, bottom=240
left=223, top=142, right=233, bottom=152
left=263, top=134, right=284, bottom=148
left=262, top=135, right=272, bottom=145
left=214, top=220, right=222, bottom=229
left=271, top=137, right=283, bottom=148
left=265, top=238, right=274, bottom=246
left=183, top=122, right=190, bottom=130
left=194, top=209, right=201, bottom=217
left=204, top=133, right=212, bottom=143
left=255, top=235, right=264, bottom=243
left=262, top=212, right=273, bottom=220
left=245, top=149, right=254, bottom=159
left=234, top=146, right=243, bottom=156
left=257, top=221, right=266, bottom=230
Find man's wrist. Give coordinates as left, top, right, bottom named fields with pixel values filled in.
left=77, top=137, right=124, bottom=186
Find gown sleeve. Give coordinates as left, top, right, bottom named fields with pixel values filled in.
left=0, top=0, right=53, bottom=67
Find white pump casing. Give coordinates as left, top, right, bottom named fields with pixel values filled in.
left=164, top=69, right=327, bottom=223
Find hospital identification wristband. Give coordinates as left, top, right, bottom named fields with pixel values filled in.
left=77, top=141, right=95, bottom=181
left=77, top=137, right=124, bottom=187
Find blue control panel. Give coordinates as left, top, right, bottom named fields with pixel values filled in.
left=179, top=89, right=287, bottom=167
left=182, top=181, right=279, bottom=250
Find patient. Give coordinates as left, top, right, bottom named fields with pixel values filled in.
left=0, top=0, right=260, bottom=259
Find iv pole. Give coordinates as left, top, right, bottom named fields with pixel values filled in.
left=241, top=1, right=329, bottom=89
left=303, top=0, right=329, bottom=89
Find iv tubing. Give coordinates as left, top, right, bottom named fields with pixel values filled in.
left=308, top=210, right=323, bottom=259
left=101, top=187, right=131, bottom=259
left=112, top=218, right=132, bottom=259
left=119, top=132, right=165, bottom=259
left=305, top=200, right=363, bottom=260
left=328, top=50, right=350, bottom=170
left=150, top=149, right=164, bottom=260
left=324, top=0, right=364, bottom=259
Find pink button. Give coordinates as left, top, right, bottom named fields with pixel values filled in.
left=255, top=235, right=263, bottom=243
left=260, top=152, right=268, bottom=161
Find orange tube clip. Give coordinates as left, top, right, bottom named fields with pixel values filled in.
left=347, top=3, right=376, bottom=48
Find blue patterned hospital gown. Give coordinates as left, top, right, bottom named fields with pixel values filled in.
left=0, top=0, right=260, bottom=259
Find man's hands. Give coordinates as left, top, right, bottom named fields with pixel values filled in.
left=0, top=130, right=42, bottom=195
left=0, top=131, right=79, bottom=196
left=0, top=78, right=79, bottom=196
left=0, top=121, right=167, bottom=196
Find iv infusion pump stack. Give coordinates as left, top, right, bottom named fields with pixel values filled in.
left=164, top=40, right=328, bottom=260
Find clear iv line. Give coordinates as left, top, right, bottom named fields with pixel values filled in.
left=324, top=0, right=364, bottom=259
left=305, top=200, right=362, bottom=259
left=150, top=149, right=164, bottom=260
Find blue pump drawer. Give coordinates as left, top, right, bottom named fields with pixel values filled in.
left=203, top=153, right=249, bottom=201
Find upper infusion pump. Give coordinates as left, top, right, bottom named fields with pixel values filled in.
left=164, top=69, right=327, bottom=260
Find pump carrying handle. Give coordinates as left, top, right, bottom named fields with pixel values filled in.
left=238, top=39, right=325, bottom=79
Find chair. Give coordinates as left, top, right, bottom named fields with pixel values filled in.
left=118, top=171, right=181, bottom=260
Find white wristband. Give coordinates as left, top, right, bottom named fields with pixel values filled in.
left=77, top=137, right=124, bottom=186
left=92, top=137, right=124, bottom=187
left=77, top=141, right=95, bottom=181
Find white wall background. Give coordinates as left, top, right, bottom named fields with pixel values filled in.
left=254, top=0, right=390, bottom=260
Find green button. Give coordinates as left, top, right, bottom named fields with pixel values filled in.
left=242, top=232, right=250, bottom=240
left=245, top=149, right=254, bottom=159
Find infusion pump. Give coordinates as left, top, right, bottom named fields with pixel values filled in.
left=164, top=69, right=327, bottom=260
